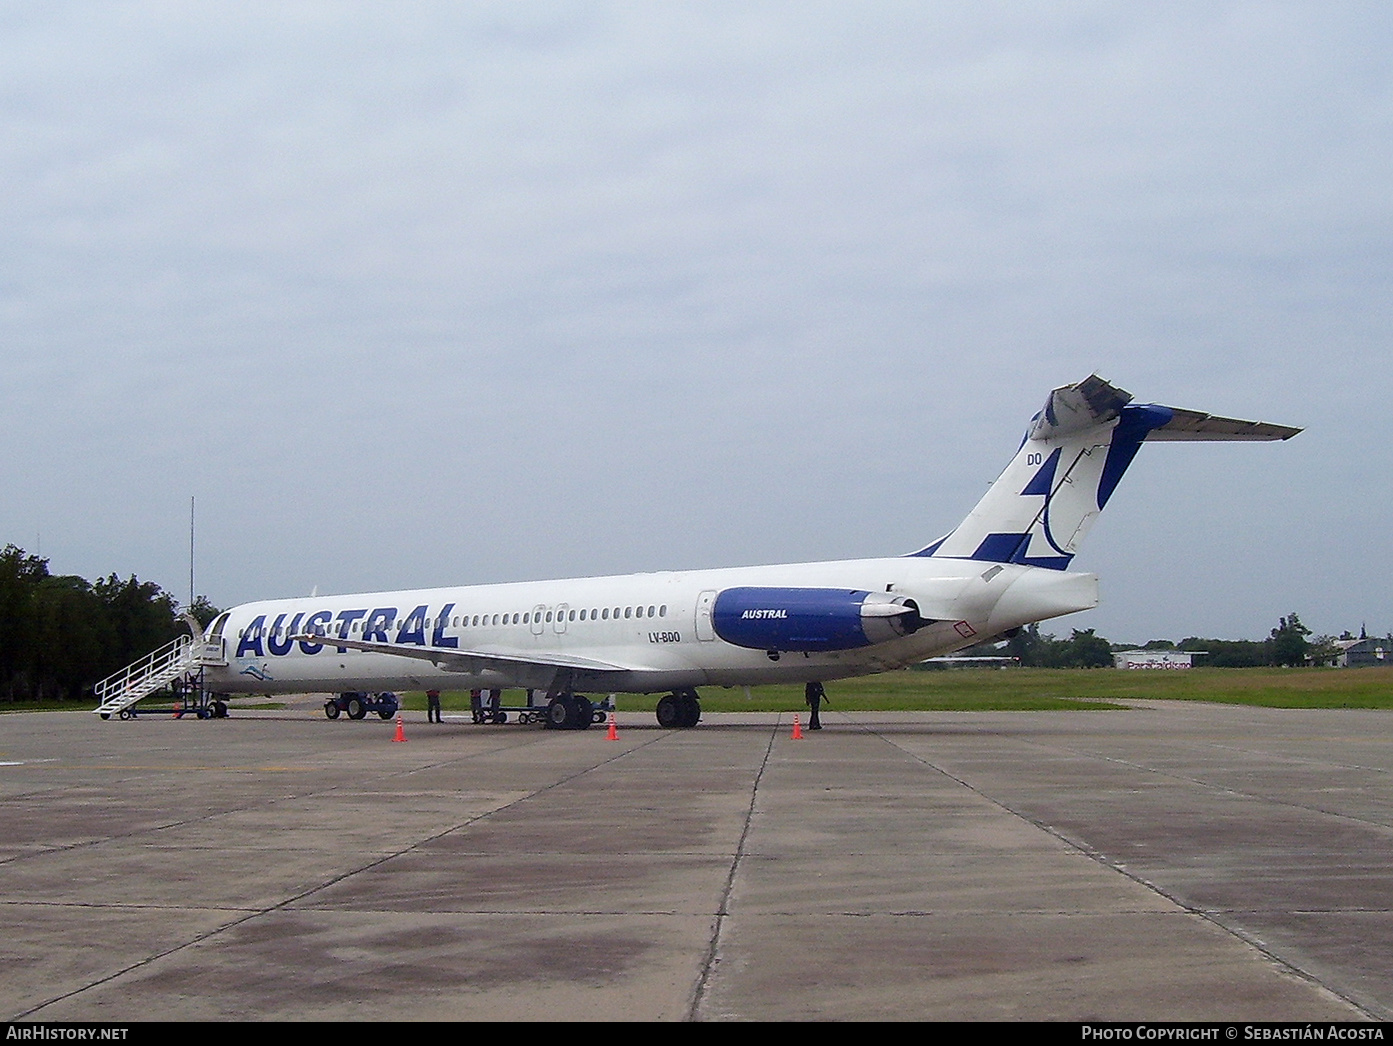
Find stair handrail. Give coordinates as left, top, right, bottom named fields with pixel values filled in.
left=92, top=635, right=197, bottom=708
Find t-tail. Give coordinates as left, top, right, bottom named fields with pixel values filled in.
left=914, top=375, right=1301, bottom=570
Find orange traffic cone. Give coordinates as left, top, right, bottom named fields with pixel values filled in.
left=791, top=715, right=803, bottom=739
left=392, top=714, right=408, bottom=743
left=606, top=712, right=619, bottom=740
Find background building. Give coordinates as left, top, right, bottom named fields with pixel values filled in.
left=1113, top=650, right=1196, bottom=670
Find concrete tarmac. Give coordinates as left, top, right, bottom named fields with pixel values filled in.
left=0, top=700, right=1387, bottom=1021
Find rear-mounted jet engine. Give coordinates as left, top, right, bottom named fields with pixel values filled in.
left=711, top=587, right=929, bottom=652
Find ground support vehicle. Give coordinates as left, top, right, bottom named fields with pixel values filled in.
left=469, top=688, right=613, bottom=729
left=324, top=691, right=400, bottom=720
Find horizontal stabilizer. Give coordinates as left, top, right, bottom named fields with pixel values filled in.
left=1144, top=407, right=1301, bottom=442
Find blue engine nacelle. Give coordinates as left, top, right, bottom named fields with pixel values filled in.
left=711, top=587, right=926, bottom=652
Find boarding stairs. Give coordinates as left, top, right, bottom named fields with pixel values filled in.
left=92, top=636, right=207, bottom=718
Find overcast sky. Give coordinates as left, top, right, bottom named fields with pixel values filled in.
left=2, top=2, right=1389, bottom=644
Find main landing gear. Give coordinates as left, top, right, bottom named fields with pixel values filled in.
left=655, top=688, right=701, bottom=729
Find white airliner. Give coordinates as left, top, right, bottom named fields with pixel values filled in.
left=195, top=376, right=1298, bottom=729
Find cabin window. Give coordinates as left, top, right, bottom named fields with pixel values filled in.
left=624, top=607, right=631, bottom=619
left=523, top=613, right=529, bottom=624
left=660, top=605, right=667, bottom=617
left=602, top=608, right=609, bottom=619
left=569, top=610, right=576, bottom=621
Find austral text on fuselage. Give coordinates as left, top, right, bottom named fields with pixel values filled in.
left=236, top=604, right=460, bottom=658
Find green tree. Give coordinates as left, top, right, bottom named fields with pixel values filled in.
left=1058, top=628, right=1115, bottom=668
left=1270, top=613, right=1311, bottom=667
left=1007, top=623, right=1050, bottom=665
left=93, top=574, right=180, bottom=667
left=1178, top=637, right=1270, bottom=667
left=29, top=575, right=116, bottom=700
left=0, top=546, right=50, bottom=700
left=184, top=595, right=223, bottom=629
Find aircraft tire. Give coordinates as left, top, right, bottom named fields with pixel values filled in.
left=679, top=691, right=701, bottom=728
left=656, top=694, right=681, bottom=729
left=325, top=702, right=340, bottom=720
left=573, top=697, right=593, bottom=730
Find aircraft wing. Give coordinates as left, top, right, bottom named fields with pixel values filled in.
left=291, top=635, right=637, bottom=676
left=1144, top=407, right=1302, bottom=442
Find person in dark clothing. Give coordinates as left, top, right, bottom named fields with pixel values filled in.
left=805, top=680, right=825, bottom=730
left=427, top=689, right=442, bottom=724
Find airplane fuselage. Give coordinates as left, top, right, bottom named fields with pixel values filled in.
left=205, top=555, right=1099, bottom=696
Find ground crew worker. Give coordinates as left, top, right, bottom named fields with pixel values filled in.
left=805, top=680, right=826, bottom=730
left=427, top=689, right=442, bottom=723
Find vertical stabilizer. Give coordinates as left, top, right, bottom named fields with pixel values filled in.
left=912, top=376, right=1299, bottom=570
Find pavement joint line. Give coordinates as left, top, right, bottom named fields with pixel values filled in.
left=12, top=725, right=676, bottom=1020
left=853, top=719, right=1383, bottom=1023
left=687, top=716, right=779, bottom=1022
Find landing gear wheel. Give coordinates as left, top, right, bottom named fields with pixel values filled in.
left=656, top=694, right=681, bottom=729
left=347, top=697, right=366, bottom=720
left=573, top=697, right=593, bottom=731
left=325, top=701, right=341, bottom=719
left=679, top=690, right=701, bottom=728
